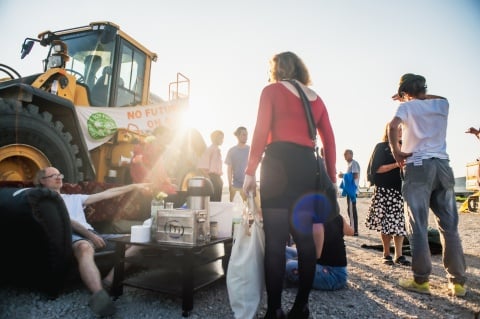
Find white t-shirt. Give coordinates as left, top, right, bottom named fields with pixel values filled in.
left=61, top=194, right=93, bottom=230
left=395, top=98, right=449, bottom=164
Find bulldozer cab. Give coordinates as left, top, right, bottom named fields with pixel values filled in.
left=27, top=22, right=156, bottom=107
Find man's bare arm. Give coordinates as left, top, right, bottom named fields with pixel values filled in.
left=84, top=183, right=151, bottom=205
left=388, top=118, right=412, bottom=166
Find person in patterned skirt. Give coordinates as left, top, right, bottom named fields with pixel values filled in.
left=365, top=124, right=410, bottom=266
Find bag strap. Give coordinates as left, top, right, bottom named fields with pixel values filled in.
left=288, top=80, right=320, bottom=151
left=288, top=80, right=339, bottom=221
left=288, top=80, right=317, bottom=146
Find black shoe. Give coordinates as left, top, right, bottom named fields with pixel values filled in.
left=264, top=308, right=286, bottom=319
left=383, top=255, right=394, bottom=266
left=288, top=304, right=309, bottom=319
left=395, top=255, right=411, bottom=266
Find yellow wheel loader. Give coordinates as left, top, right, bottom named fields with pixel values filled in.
left=0, top=22, right=205, bottom=188
left=460, top=161, right=479, bottom=213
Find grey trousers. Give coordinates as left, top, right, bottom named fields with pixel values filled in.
left=403, top=158, right=466, bottom=284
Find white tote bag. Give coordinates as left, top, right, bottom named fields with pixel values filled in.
left=227, top=195, right=265, bottom=319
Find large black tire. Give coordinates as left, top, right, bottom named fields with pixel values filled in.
left=0, top=98, right=83, bottom=182
left=467, top=196, right=479, bottom=213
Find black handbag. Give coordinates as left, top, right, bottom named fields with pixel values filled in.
left=288, top=80, right=340, bottom=219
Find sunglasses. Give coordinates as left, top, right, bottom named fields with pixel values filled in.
left=42, top=173, right=64, bottom=179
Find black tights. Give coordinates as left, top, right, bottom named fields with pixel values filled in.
left=262, top=208, right=316, bottom=311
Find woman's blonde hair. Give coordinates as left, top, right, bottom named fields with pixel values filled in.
left=269, top=51, right=311, bottom=85
left=382, top=123, right=390, bottom=142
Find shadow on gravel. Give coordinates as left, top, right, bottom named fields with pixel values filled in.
left=346, top=250, right=480, bottom=319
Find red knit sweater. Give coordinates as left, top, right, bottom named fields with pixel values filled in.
left=246, top=82, right=337, bottom=182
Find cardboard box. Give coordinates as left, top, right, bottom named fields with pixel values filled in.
left=155, top=208, right=210, bottom=245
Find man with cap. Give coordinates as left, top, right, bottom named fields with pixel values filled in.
left=388, top=73, right=466, bottom=297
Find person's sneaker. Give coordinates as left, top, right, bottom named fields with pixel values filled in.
left=448, top=283, right=466, bottom=297
left=89, top=289, right=115, bottom=317
left=382, top=255, right=394, bottom=266
left=395, top=255, right=411, bottom=266
left=398, top=278, right=431, bottom=295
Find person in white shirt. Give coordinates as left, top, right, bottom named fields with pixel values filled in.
left=388, top=73, right=466, bottom=297
left=34, top=167, right=150, bottom=317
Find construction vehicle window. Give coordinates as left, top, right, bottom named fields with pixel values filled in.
left=61, top=30, right=116, bottom=105
left=84, top=55, right=102, bottom=88
left=115, top=41, right=146, bottom=106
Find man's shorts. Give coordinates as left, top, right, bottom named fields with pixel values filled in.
left=72, top=230, right=124, bottom=252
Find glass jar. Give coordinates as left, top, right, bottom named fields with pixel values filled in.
left=151, top=199, right=164, bottom=241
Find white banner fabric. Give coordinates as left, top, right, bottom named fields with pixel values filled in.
left=75, top=101, right=185, bottom=150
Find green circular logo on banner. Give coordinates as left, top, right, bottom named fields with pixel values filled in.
left=87, top=112, right=117, bottom=140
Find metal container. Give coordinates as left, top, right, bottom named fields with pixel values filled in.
left=155, top=208, right=210, bottom=245
left=185, top=176, right=214, bottom=241
left=186, top=176, right=214, bottom=210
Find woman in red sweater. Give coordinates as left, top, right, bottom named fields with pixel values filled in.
left=243, top=51, right=337, bottom=319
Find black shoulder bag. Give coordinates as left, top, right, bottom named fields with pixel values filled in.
left=288, top=80, right=340, bottom=219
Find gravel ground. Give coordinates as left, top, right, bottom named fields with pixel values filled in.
left=0, top=197, right=479, bottom=319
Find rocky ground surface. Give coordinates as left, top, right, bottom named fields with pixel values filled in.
left=0, top=197, right=479, bottom=319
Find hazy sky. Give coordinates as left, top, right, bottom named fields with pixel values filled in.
left=1, top=0, right=479, bottom=184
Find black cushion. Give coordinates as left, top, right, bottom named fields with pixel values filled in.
left=0, top=187, right=73, bottom=296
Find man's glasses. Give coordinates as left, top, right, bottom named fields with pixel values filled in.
left=42, top=173, right=64, bottom=179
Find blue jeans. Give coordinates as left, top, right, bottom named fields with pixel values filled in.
left=403, top=158, right=466, bottom=284
left=285, top=246, right=347, bottom=291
